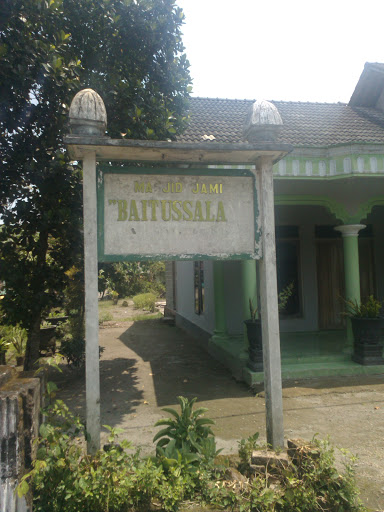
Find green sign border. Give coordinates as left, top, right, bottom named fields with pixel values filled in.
left=97, top=165, right=261, bottom=262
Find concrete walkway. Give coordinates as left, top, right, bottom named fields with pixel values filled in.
left=56, top=319, right=384, bottom=511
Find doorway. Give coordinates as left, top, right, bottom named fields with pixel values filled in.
left=316, top=239, right=345, bottom=329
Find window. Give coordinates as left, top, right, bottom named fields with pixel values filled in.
left=275, top=226, right=301, bottom=316
left=194, top=261, right=205, bottom=315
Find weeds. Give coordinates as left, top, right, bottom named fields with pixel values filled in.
left=18, top=395, right=366, bottom=512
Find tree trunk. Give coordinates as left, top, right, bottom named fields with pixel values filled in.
left=24, top=314, right=42, bottom=371
left=24, top=229, right=49, bottom=371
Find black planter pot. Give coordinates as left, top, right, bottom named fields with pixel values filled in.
left=46, top=316, right=68, bottom=326
left=39, top=326, right=57, bottom=355
left=244, top=319, right=263, bottom=372
left=351, top=317, right=384, bottom=365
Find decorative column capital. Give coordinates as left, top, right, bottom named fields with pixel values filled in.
left=334, top=224, right=366, bottom=237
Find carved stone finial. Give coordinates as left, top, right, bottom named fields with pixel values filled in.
left=243, top=100, right=283, bottom=142
left=69, top=89, right=107, bottom=136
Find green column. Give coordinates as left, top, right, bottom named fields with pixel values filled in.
left=212, top=260, right=227, bottom=339
left=335, top=224, right=366, bottom=343
left=241, top=259, right=258, bottom=342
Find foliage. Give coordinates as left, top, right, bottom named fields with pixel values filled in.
left=279, top=438, right=365, bottom=511
left=0, top=324, right=11, bottom=353
left=60, top=333, right=86, bottom=367
left=18, top=395, right=366, bottom=512
left=248, top=298, right=259, bottom=321
left=343, top=295, right=383, bottom=318
left=278, top=281, right=295, bottom=313
left=47, top=309, right=66, bottom=319
left=0, top=332, right=10, bottom=363
left=110, top=290, right=119, bottom=302
left=0, top=336, right=10, bottom=354
left=133, top=292, right=157, bottom=312
left=99, top=261, right=166, bottom=299
left=141, top=261, right=166, bottom=298
left=238, top=432, right=260, bottom=465
left=153, top=396, right=221, bottom=468
left=0, top=324, right=27, bottom=356
left=0, top=0, right=191, bottom=370
left=248, top=282, right=295, bottom=321
left=56, top=266, right=86, bottom=366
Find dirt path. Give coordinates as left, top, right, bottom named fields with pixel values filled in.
left=55, top=314, right=384, bottom=511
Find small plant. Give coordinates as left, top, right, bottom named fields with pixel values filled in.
left=343, top=295, right=383, bottom=318
left=278, top=281, right=294, bottom=312
left=133, top=292, right=157, bottom=312
left=5, top=324, right=27, bottom=356
left=248, top=282, right=294, bottom=320
left=248, top=298, right=258, bottom=321
left=238, top=432, right=260, bottom=465
left=47, top=309, right=65, bottom=318
left=153, top=396, right=221, bottom=464
left=0, top=335, right=10, bottom=364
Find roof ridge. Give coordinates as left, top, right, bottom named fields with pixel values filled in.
left=190, top=96, right=253, bottom=102
left=189, top=97, right=348, bottom=106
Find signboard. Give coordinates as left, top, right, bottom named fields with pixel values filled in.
left=97, top=166, right=261, bottom=260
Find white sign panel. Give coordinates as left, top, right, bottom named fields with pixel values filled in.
left=99, top=170, right=260, bottom=260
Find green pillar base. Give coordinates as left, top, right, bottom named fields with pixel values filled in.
left=243, top=366, right=264, bottom=386
left=210, top=333, right=230, bottom=343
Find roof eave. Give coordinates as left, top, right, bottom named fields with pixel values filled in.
left=64, top=136, right=293, bottom=165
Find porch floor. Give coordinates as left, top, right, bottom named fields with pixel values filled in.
left=280, top=330, right=350, bottom=363
left=245, top=330, right=384, bottom=385
left=208, top=329, right=384, bottom=385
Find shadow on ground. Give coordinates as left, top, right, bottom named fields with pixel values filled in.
left=54, top=357, right=143, bottom=428
left=118, top=320, right=252, bottom=407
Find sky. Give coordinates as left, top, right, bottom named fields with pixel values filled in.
left=176, top=0, right=384, bottom=103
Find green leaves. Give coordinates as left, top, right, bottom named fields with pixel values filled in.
left=1, top=0, right=191, bottom=368
left=17, top=478, right=29, bottom=498
left=343, top=295, right=383, bottom=318
left=153, top=396, right=219, bottom=469
left=17, top=395, right=366, bottom=512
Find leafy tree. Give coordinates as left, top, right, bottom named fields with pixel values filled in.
left=0, top=0, right=191, bottom=369
left=98, top=261, right=165, bottom=298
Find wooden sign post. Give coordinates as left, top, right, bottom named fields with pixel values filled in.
left=66, top=89, right=292, bottom=453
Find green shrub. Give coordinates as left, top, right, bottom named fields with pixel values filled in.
left=19, top=397, right=366, bottom=512
left=132, top=292, right=157, bottom=312
left=56, top=319, right=85, bottom=367
left=98, top=311, right=113, bottom=324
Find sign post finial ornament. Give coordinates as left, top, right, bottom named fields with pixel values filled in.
left=243, top=100, right=283, bottom=143
left=69, top=88, right=107, bottom=136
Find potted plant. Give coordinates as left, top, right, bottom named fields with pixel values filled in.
left=0, top=336, right=10, bottom=365
left=40, top=321, right=57, bottom=355
left=8, top=325, right=27, bottom=366
left=344, top=295, right=384, bottom=365
left=245, top=299, right=263, bottom=371
left=245, top=282, right=294, bottom=372
left=46, top=309, right=69, bottom=326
